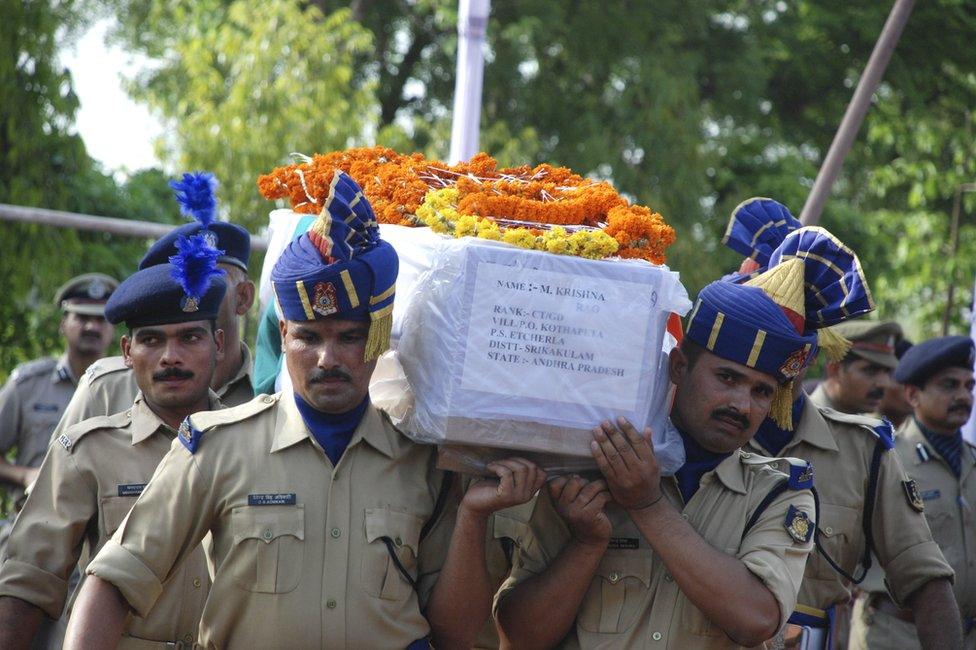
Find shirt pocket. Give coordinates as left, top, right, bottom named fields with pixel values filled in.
left=99, top=495, right=136, bottom=539
left=229, top=504, right=305, bottom=594
left=362, top=507, right=424, bottom=601
left=577, top=555, right=652, bottom=634
left=812, top=504, right=860, bottom=580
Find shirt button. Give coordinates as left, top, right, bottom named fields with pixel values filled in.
left=264, top=395, right=275, bottom=403
left=652, top=632, right=663, bottom=641
left=263, top=529, right=273, bottom=540
left=681, top=513, right=689, bottom=521
left=665, top=574, right=673, bottom=582
left=326, top=599, right=337, bottom=609
left=193, top=578, right=202, bottom=588
left=608, top=571, right=621, bottom=584
left=824, top=526, right=833, bottom=535
left=330, top=527, right=341, bottom=538
left=394, top=536, right=403, bottom=547
left=183, top=634, right=193, bottom=644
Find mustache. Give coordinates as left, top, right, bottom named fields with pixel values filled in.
left=80, top=331, right=103, bottom=339
left=866, top=388, right=885, bottom=401
left=710, top=407, right=750, bottom=431
left=153, top=367, right=195, bottom=381
left=949, top=402, right=973, bottom=413
left=308, top=368, right=352, bottom=383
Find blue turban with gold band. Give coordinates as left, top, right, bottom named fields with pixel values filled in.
left=271, top=170, right=397, bottom=361
left=689, top=224, right=874, bottom=428
left=722, top=197, right=801, bottom=267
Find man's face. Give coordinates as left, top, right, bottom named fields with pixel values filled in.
left=122, top=321, right=223, bottom=411
left=879, top=380, right=913, bottom=423
left=828, top=358, right=893, bottom=414
left=214, top=265, right=255, bottom=336
left=61, top=311, right=114, bottom=356
left=669, top=346, right=778, bottom=454
left=907, top=367, right=975, bottom=434
left=281, top=317, right=375, bottom=414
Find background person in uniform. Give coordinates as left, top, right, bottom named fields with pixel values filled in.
left=810, top=319, right=903, bottom=415
left=64, top=171, right=543, bottom=649
left=878, top=338, right=915, bottom=429
left=851, top=335, right=976, bottom=649
left=0, top=221, right=227, bottom=650
left=0, top=274, right=117, bottom=499
left=723, top=198, right=961, bottom=648
left=493, top=226, right=872, bottom=649
left=50, top=172, right=255, bottom=438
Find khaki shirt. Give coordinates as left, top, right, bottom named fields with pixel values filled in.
left=0, top=355, right=77, bottom=499
left=888, top=419, right=976, bottom=618
left=747, top=402, right=953, bottom=611
left=50, top=344, right=254, bottom=442
left=808, top=383, right=839, bottom=412
left=0, top=393, right=213, bottom=645
left=87, top=393, right=455, bottom=649
left=496, top=450, right=815, bottom=649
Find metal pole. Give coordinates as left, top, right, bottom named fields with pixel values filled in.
left=0, top=203, right=268, bottom=252
left=448, top=0, right=491, bottom=164
left=942, top=183, right=976, bottom=335
left=799, top=0, right=916, bottom=225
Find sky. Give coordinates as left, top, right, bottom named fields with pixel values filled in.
left=60, top=19, right=163, bottom=172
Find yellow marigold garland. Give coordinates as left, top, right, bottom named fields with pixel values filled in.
left=257, top=147, right=675, bottom=263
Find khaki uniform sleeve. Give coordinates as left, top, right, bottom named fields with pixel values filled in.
left=0, top=442, right=96, bottom=617
left=86, top=439, right=217, bottom=617
left=49, top=372, right=98, bottom=443
left=739, top=487, right=816, bottom=632
left=872, top=448, right=953, bottom=606
left=0, top=379, right=23, bottom=453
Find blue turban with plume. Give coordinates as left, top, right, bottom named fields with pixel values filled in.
left=271, top=170, right=398, bottom=361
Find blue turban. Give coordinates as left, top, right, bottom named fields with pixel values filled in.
left=271, top=171, right=397, bottom=361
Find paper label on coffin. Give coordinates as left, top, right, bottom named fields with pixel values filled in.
left=399, top=238, right=690, bottom=465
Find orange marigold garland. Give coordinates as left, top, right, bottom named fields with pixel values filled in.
left=257, top=147, right=676, bottom=263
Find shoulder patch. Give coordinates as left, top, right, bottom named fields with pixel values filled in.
left=783, top=504, right=814, bottom=543
left=61, top=411, right=131, bottom=451
left=188, top=393, right=279, bottom=432
left=178, top=417, right=204, bottom=453
left=83, top=356, right=130, bottom=384
left=10, top=358, right=57, bottom=384
left=871, top=419, right=895, bottom=450
left=902, top=479, right=924, bottom=512
left=740, top=453, right=813, bottom=490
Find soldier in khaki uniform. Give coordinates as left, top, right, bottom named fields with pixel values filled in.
left=0, top=205, right=229, bottom=649
left=50, top=178, right=256, bottom=437
left=809, top=319, right=903, bottom=415
left=0, top=274, right=117, bottom=500
left=851, top=335, right=976, bottom=649
left=722, top=198, right=960, bottom=648
left=494, top=226, right=881, bottom=649
left=65, top=171, right=543, bottom=649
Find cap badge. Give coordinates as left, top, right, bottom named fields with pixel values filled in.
left=202, top=229, right=218, bottom=248
left=87, top=278, right=108, bottom=300
left=181, top=295, right=200, bottom=313
left=312, top=282, right=339, bottom=317
left=783, top=505, right=813, bottom=543
left=903, top=479, right=924, bottom=512
left=780, top=348, right=808, bottom=379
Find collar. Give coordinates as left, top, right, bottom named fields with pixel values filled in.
left=783, top=397, right=840, bottom=453
left=808, top=383, right=839, bottom=412
left=54, top=353, right=77, bottom=385
left=711, top=451, right=749, bottom=495
left=130, top=390, right=221, bottom=445
left=271, top=392, right=396, bottom=458
left=217, top=343, right=254, bottom=397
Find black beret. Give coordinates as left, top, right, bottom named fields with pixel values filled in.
left=893, top=335, right=975, bottom=386
left=140, top=222, right=251, bottom=272
left=105, top=264, right=226, bottom=328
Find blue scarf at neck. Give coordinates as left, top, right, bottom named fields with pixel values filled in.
left=753, top=394, right=808, bottom=457
left=293, top=393, right=369, bottom=466
left=917, top=418, right=963, bottom=477
left=674, top=427, right=734, bottom=504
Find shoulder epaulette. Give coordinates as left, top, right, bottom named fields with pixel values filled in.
left=83, top=356, right=130, bottom=384
left=740, top=452, right=814, bottom=490
left=819, top=407, right=894, bottom=450
left=59, top=410, right=132, bottom=452
left=179, top=393, right=279, bottom=454
left=10, top=358, right=57, bottom=384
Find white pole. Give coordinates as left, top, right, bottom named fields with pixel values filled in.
left=448, top=0, right=491, bottom=164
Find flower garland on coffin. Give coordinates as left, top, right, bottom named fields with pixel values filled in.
left=257, top=147, right=676, bottom=264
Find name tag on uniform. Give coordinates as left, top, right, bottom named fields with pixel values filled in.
left=248, top=493, right=296, bottom=506
left=33, top=403, right=59, bottom=412
left=921, top=489, right=942, bottom=501
left=117, top=483, right=146, bottom=497
left=608, top=537, right=640, bottom=550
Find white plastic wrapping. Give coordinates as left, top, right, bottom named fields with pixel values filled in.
left=398, top=237, right=692, bottom=475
